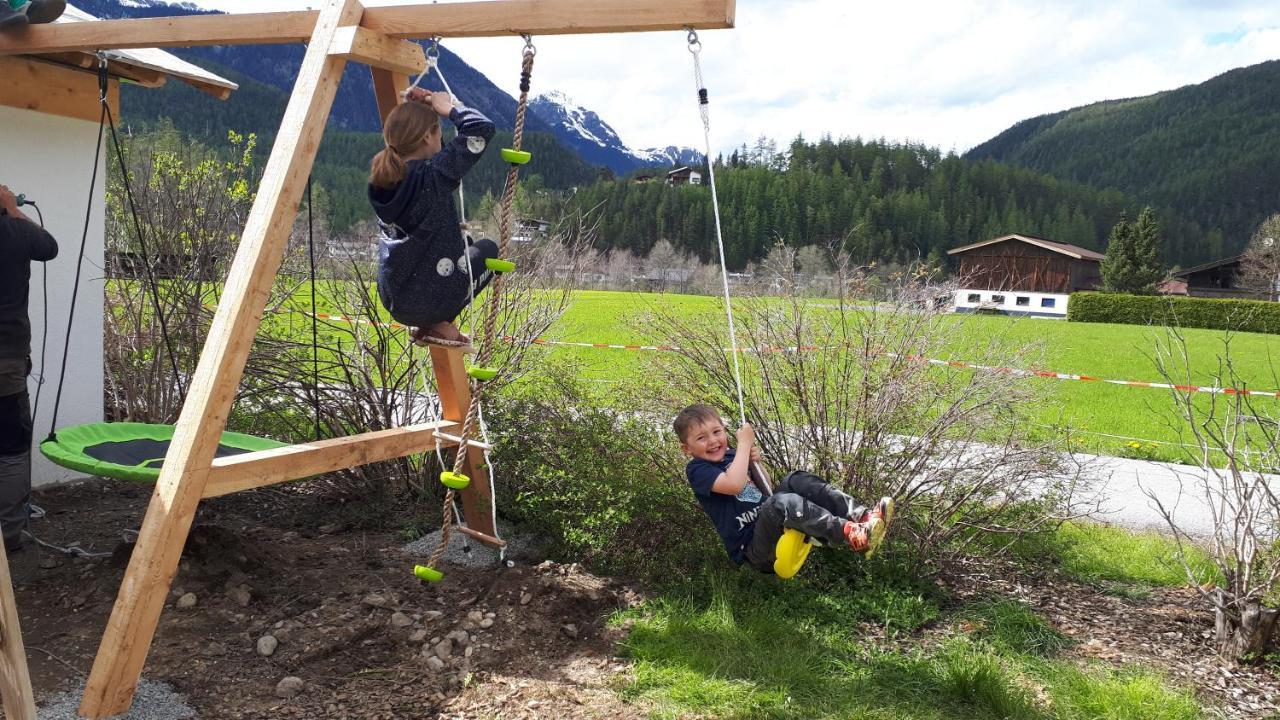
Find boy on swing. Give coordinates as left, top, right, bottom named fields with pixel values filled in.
left=674, top=404, right=893, bottom=574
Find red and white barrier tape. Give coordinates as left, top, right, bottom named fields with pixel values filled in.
left=273, top=305, right=1280, bottom=399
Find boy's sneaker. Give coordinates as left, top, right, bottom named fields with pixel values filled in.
left=859, top=496, right=894, bottom=529
left=843, top=517, right=885, bottom=557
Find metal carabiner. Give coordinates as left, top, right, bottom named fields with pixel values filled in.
left=521, top=33, right=537, bottom=57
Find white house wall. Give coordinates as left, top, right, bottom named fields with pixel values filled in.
left=953, top=288, right=1069, bottom=318
left=0, top=104, right=105, bottom=486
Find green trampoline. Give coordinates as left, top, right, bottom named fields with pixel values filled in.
left=40, top=422, right=287, bottom=484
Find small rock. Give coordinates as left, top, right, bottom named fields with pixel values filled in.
left=390, top=612, right=414, bottom=628
left=426, top=656, right=446, bottom=671
left=257, top=635, right=279, bottom=657
left=479, top=618, right=494, bottom=629
left=363, top=593, right=389, bottom=608
left=561, top=623, right=578, bottom=639
left=464, top=645, right=473, bottom=658
left=317, top=523, right=339, bottom=535
left=38, top=555, right=61, bottom=569
left=484, top=612, right=496, bottom=619
left=423, top=610, right=444, bottom=620
left=227, top=584, right=252, bottom=607
left=519, top=592, right=532, bottom=606
left=466, top=610, right=484, bottom=623
left=434, top=638, right=454, bottom=660
left=409, top=629, right=428, bottom=643
left=447, top=630, right=470, bottom=646
left=176, top=593, right=198, bottom=610
left=275, top=676, right=305, bottom=699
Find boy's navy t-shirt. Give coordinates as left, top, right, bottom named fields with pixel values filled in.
left=686, top=449, right=764, bottom=565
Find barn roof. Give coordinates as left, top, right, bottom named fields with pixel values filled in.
left=947, top=234, right=1105, bottom=261
left=1172, top=254, right=1244, bottom=278
left=22, top=4, right=237, bottom=99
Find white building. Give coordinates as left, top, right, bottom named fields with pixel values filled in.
left=2, top=5, right=237, bottom=485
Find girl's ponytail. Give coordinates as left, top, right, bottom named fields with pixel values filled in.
left=368, top=100, right=439, bottom=189
left=369, top=145, right=407, bottom=188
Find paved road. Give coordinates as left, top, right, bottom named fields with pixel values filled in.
left=1080, top=453, right=1277, bottom=537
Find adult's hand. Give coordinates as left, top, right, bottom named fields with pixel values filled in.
left=0, top=185, right=18, bottom=215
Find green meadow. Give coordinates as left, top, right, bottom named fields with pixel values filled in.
left=132, top=283, right=1277, bottom=464
left=542, top=290, right=1280, bottom=464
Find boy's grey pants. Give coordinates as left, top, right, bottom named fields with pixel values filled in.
left=0, top=357, right=32, bottom=552
left=743, top=470, right=866, bottom=574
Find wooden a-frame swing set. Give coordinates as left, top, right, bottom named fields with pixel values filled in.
left=0, top=1, right=734, bottom=717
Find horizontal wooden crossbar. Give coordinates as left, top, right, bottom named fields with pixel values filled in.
left=202, top=420, right=459, bottom=498
left=0, top=0, right=736, bottom=56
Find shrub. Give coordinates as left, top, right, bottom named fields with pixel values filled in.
left=486, top=369, right=720, bottom=579
left=1067, top=292, right=1280, bottom=334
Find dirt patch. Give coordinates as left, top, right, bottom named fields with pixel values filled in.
left=15, top=478, right=644, bottom=719
left=937, top=556, right=1280, bottom=720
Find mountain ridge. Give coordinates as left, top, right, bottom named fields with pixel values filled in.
left=965, top=60, right=1280, bottom=259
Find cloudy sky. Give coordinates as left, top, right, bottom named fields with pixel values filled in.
left=188, top=0, right=1280, bottom=155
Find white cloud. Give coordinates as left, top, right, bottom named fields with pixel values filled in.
left=180, top=0, right=1280, bottom=155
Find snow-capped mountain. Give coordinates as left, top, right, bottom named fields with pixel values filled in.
left=529, top=91, right=701, bottom=175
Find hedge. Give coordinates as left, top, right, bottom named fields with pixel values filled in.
left=1067, top=292, right=1280, bottom=334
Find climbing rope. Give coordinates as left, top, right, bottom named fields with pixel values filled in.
left=686, top=29, right=747, bottom=427
left=424, top=35, right=536, bottom=573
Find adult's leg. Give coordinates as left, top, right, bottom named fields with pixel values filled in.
left=744, top=491, right=847, bottom=571
left=0, top=389, right=32, bottom=552
left=778, top=470, right=866, bottom=522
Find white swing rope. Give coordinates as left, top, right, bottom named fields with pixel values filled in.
left=409, top=37, right=509, bottom=561
left=687, top=29, right=747, bottom=427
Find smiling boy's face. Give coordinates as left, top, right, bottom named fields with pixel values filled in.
left=680, top=416, right=729, bottom=463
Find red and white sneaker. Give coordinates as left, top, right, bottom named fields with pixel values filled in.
left=843, top=517, right=884, bottom=556
left=859, top=497, right=895, bottom=529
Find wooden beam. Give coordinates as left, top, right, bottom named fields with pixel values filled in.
left=428, top=345, right=498, bottom=544
left=0, top=530, right=36, bottom=720
left=78, top=1, right=366, bottom=717
left=370, top=66, right=409, bottom=125
left=0, top=0, right=735, bottom=55
left=203, top=421, right=457, bottom=498
left=0, top=56, right=119, bottom=123
left=330, top=25, right=426, bottom=76
left=364, top=0, right=736, bottom=39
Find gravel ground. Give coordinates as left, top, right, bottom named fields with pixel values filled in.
left=39, top=679, right=196, bottom=719
left=400, top=519, right=542, bottom=569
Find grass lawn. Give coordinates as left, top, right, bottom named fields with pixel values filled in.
left=613, top=522, right=1211, bottom=720
left=544, top=290, right=1280, bottom=464
left=118, top=281, right=1279, bottom=464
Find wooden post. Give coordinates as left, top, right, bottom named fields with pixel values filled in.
left=430, top=346, right=497, bottom=540
left=0, top=531, right=36, bottom=720
left=368, top=67, right=498, bottom=543
left=77, top=1, right=365, bottom=716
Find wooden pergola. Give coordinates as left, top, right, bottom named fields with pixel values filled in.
left=0, top=1, right=734, bottom=717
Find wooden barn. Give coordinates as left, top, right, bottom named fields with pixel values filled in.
left=947, top=233, right=1103, bottom=317
left=1168, top=254, right=1272, bottom=300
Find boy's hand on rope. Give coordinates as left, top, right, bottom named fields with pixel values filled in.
left=735, top=423, right=755, bottom=452
left=749, top=444, right=762, bottom=464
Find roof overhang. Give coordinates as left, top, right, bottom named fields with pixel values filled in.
left=15, top=4, right=237, bottom=99
left=947, top=233, right=1102, bottom=261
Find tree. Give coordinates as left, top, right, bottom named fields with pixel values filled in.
left=1100, top=207, right=1165, bottom=294
left=1239, top=213, right=1280, bottom=301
